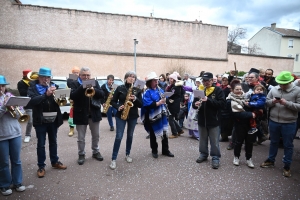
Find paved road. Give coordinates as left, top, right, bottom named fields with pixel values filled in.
left=4, top=117, right=300, bottom=200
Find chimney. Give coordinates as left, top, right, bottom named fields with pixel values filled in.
left=271, top=23, right=276, bottom=30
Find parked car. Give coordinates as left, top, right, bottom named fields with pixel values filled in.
left=96, top=76, right=124, bottom=87
left=51, top=76, right=70, bottom=115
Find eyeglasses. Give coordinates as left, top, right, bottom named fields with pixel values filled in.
left=248, top=77, right=255, bottom=79
left=40, top=76, right=51, bottom=79
left=80, top=74, right=91, bottom=77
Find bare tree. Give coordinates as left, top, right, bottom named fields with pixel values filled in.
left=243, top=43, right=265, bottom=55
left=227, top=26, right=247, bottom=53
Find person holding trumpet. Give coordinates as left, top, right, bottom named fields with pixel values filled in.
left=70, top=67, right=105, bottom=165
left=0, top=75, right=26, bottom=196
left=27, top=67, right=67, bottom=178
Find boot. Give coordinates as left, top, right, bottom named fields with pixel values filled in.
left=68, top=127, right=74, bottom=137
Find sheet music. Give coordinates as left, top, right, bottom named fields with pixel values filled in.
left=82, top=79, right=96, bottom=89
left=69, top=74, right=78, bottom=80
left=164, top=92, right=174, bottom=98
left=193, top=90, right=205, bottom=99
left=134, top=79, right=145, bottom=90
left=54, top=88, right=71, bottom=98
left=5, top=96, right=31, bottom=106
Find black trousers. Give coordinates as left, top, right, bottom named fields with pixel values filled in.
left=234, top=123, right=255, bottom=160
left=149, top=126, right=169, bottom=154
left=168, top=115, right=182, bottom=135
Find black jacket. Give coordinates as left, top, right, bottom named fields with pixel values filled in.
left=166, top=84, right=184, bottom=115
left=192, top=86, right=225, bottom=128
left=264, top=77, right=278, bottom=91
left=27, top=80, right=63, bottom=127
left=111, top=83, right=143, bottom=119
left=70, top=80, right=104, bottom=125
left=17, top=79, right=32, bottom=109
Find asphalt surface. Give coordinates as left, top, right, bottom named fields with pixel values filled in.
left=3, top=117, right=300, bottom=200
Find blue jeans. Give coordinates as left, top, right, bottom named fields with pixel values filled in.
left=268, top=120, right=296, bottom=168
left=35, top=123, right=59, bottom=168
left=198, top=126, right=221, bottom=161
left=106, top=106, right=117, bottom=127
left=112, top=117, right=137, bottom=160
left=0, top=136, right=22, bottom=188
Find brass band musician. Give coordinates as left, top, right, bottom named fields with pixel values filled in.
left=109, top=71, right=142, bottom=170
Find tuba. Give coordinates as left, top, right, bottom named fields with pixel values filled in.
left=121, top=84, right=134, bottom=120
left=27, top=71, right=39, bottom=81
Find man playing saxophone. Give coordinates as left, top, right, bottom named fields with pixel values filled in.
left=109, top=71, right=142, bottom=170
left=69, top=67, right=105, bottom=165
left=101, top=74, right=117, bottom=131
left=27, top=67, right=67, bottom=178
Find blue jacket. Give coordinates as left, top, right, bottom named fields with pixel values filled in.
left=248, top=93, right=266, bottom=109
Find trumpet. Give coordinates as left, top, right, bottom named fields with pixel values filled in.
left=85, top=83, right=95, bottom=97
left=1, top=91, right=30, bottom=122
left=55, top=96, right=67, bottom=106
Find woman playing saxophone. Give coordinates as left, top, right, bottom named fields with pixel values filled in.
left=109, top=71, right=143, bottom=170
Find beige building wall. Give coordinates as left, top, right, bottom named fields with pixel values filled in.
left=0, top=0, right=228, bottom=59
left=0, top=49, right=294, bottom=89
left=280, top=37, right=300, bottom=72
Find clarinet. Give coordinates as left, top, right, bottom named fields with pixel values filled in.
left=193, top=99, right=202, bottom=121
left=157, top=86, right=171, bottom=117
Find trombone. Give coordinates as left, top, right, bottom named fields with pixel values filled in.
left=1, top=91, right=30, bottom=123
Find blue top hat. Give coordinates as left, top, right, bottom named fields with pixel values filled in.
left=0, top=75, right=9, bottom=85
left=38, top=67, right=52, bottom=77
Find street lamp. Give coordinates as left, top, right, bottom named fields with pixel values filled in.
left=133, top=38, right=138, bottom=73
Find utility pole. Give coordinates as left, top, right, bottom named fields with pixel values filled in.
left=133, top=39, right=138, bottom=73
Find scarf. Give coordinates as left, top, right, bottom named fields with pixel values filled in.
left=77, top=77, right=82, bottom=85
left=105, top=82, right=111, bottom=92
left=220, top=84, right=228, bottom=90
left=35, top=84, right=49, bottom=95
left=227, top=92, right=246, bottom=112
left=23, top=79, right=30, bottom=86
left=141, top=88, right=168, bottom=138
left=205, top=87, right=215, bottom=96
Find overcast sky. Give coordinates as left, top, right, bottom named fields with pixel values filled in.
left=21, top=0, right=300, bottom=46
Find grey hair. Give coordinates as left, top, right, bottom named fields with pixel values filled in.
left=124, top=71, right=137, bottom=80
left=80, top=67, right=90, bottom=74
left=184, top=73, right=189, bottom=77
left=250, top=72, right=259, bottom=79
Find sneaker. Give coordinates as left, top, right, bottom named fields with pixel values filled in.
left=196, top=156, right=207, bottom=163
left=92, top=152, right=104, bottom=161
left=246, top=158, right=255, bottom=168
left=14, top=184, right=26, bottom=192
left=257, top=135, right=267, bottom=144
left=125, top=155, right=133, bottom=163
left=227, top=142, right=234, bottom=150
left=37, top=168, right=45, bottom=178
left=152, top=153, right=158, bottom=158
left=77, top=155, right=85, bottom=165
left=0, top=187, right=12, bottom=196
left=52, top=161, right=67, bottom=169
left=248, top=128, right=258, bottom=134
left=233, top=157, right=240, bottom=166
left=283, top=169, right=291, bottom=177
left=109, top=160, right=116, bottom=170
left=24, top=136, right=31, bottom=143
left=212, top=160, right=220, bottom=169
left=260, top=159, right=274, bottom=168
left=169, top=134, right=178, bottom=139
left=110, top=126, right=114, bottom=131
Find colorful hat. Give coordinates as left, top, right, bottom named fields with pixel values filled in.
left=275, top=71, right=294, bottom=84
left=145, top=72, right=159, bottom=81
left=169, top=73, right=178, bottom=81
left=38, top=67, right=52, bottom=77
left=0, top=75, right=9, bottom=85
left=23, top=69, right=32, bottom=77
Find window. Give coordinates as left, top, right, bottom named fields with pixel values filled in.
left=287, top=54, right=293, bottom=57
left=288, top=39, right=293, bottom=48
left=296, top=54, right=299, bottom=62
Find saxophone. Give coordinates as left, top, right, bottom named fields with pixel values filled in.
left=102, top=87, right=114, bottom=114
left=121, top=84, right=134, bottom=120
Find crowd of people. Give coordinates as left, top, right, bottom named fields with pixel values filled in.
left=1, top=66, right=300, bottom=196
